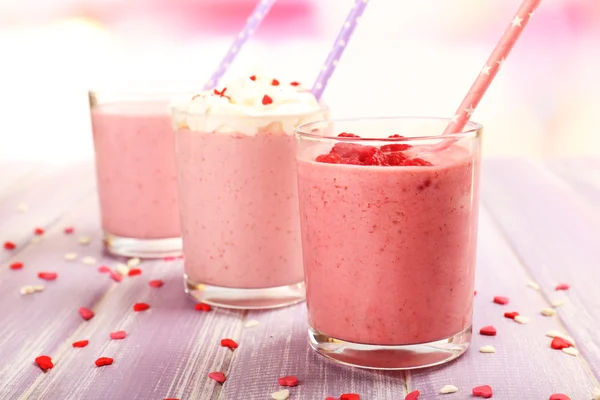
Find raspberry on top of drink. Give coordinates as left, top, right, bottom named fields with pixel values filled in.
left=315, top=133, right=433, bottom=166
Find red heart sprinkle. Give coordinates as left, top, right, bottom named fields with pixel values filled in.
left=4, top=241, right=16, bottom=250
left=110, top=330, right=127, bottom=340
left=95, top=357, right=113, bottom=367
left=208, top=371, right=226, bottom=383
left=72, top=340, right=89, bottom=348
left=474, top=290, right=477, bottom=295
left=98, top=265, right=111, bottom=273
left=128, top=268, right=142, bottom=277
left=551, top=337, right=572, bottom=350
left=10, top=262, right=23, bottom=270
left=109, top=270, right=123, bottom=282
left=549, top=394, right=571, bottom=400
left=504, top=311, right=519, bottom=319
left=493, top=296, right=509, bottom=305
left=64, top=227, right=74, bottom=234
left=38, top=272, right=58, bottom=281
left=149, top=280, right=164, bottom=288
left=405, top=390, right=420, bottom=400
left=35, top=355, right=54, bottom=371
left=250, top=75, right=256, bottom=81
left=472, top=385, right=493, bottom=398
left=79, top=307, right=95, bottom=320
left=262, top=95, right=273, bottom=105
left=34, top=227, right=45, bottom=235
left=341, top=394, right=360, bottom=400
left=271, top=79, right=280, bottom=86
left=479, top=326, right=497, bottom=336
left=290, top=81, right=300, bottom=86
left=220, top=338, right=238, bottom=350
left=278, top=375, right=299, bottom=387
left=555, top=283, right=570, bottom=291
left=195, top=303, right=212, bottom=312
left=133, top=302, right=150, bottom=312
left=325, top=398, right=337, bottom=400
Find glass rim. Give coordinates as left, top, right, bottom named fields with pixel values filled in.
left=295, top=116, right=483, bottom=142
left=171, top=104, right=329, bottom=120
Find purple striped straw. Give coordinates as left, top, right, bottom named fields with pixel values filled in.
left=311, top=0, right=370, bottom=100
left=203, top=0, right=278, bottom=91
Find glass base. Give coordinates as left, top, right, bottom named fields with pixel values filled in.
left=103, top=232, right=182, bottom=259
left=185, top=275, right=306, bottom=310
left=308, top=324, right=472, bottom=370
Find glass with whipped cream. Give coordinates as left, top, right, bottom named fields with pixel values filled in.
left=171, top=75, right=327, bottom=309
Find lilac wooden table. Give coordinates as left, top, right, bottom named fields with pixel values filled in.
left=1, top=158, right=599, bottom=400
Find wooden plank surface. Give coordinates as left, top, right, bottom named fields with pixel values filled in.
left=546, top=157, right=600, bottom=208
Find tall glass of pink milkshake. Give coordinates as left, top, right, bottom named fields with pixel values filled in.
left=90, top=91, right=183, bottom=258
left=296, top=117, right=482, bottom=369
left=171, top=75, right=328, bottom=309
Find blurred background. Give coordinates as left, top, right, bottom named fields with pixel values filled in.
left=0, top=0, right=598, bottom=162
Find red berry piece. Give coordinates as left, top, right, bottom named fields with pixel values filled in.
left=472, top=385, right=493, bottom=398
left=64, top=227, right=74, bottom=234
left=479, top=326, right=497, bottom=336
left=290, top=81, right=300, bottom=86
left=95, top=357, right=113, bottom=367
left=549, top=395, right=570, bottom=400
left=34, top=227, right=45, bottom=235
left=262, top=95, right=273, bottom=105
left=316, top=153, right=343, bottom=164
left=220, top=338, right=238, bottom=350
left=380, top=143, right=412, bottom=152
left=208, top=371, right=226, bottom=383
left=555, top=283, right=570, bottom=291
left=550, top=337, right=572, bottom=350
left=195, top=303, right=212, bottom=312
left=337, top=132, right=360, bottom=138
left=133, top=302, right=150, bottom=312
left=405, top=390, right=420, bottom=400
left=79, top=307, right=95, bottom=321
left=389, top=134, right=405, bottom=138
left=9, top=262, right=23, bottom=270
left=4, top=241, right=16, bottom=250
left=278, top=375, right=299, bottom=387
left=109, top=270, right=123, bottom=283
left=363, top=151, right=388, bottom=166
left=271, top=79, right=280, bottom=86
left=341, top=394, right=360, bottom=400
left=72, top=340, right=89, bottom=348
left=386, top=152, right=408, bottom=166
left=38, top=272, right=58, bottom=281
left=128, top=268, right=142, bottom=277
left=331, top=142, right=361, bottom=157
left=249, top=75, right=256, bottom=81
left=403, top=157, right=433, bottom=166
left=35, top=355, right=54, bottom=371
left=504, top=311, right=519, bottom=319
left=98, top=265, right=111, bottom=273
left=149, top=279, right=164, bottom=288
left=493, top=296, right=509, bottom=305
left=110, top=331, right=127, bottom=340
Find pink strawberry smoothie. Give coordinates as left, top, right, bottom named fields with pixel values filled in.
left=297, top=144, right=480, bottom=345
left=91, top=101, right=180, bottom=239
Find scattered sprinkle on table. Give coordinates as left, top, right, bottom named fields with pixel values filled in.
left=20, top=285, right=44, bottom=295
left=479, top=326, right=497, bottom=336
left=271, top=389, right=290, bottom=400
left=109, top=270, right=123, bottom=283
left=514, top=315, right=530, bottom=324
left=552, top=299, right=566, bottom=308
left=9, top=262, right=24, bottom=270
left=551, top=337, right=573, bottom=350
left=493, top=296, right=509, bottom=305
left=405, top=390, right=420, bottom=400
left=244, top=320, right=260, bottom=328
left=472, top=385, right=493, bottom=398
left=17, top=203, right=28, bottom=212
left=149, top=280, right=164, bottom=288
left=541, top=308, right=557, bottom=317
left=79, top=307, right=95, bottom=321
left=340, top=394, right=360, bottom=400
left=110, top=331, right=127, bottom=340
left=64, top=227, right=74, bottom=234
left=64, top=252, right=77, bottom=261
left=562, top=347, right=579, bottom=356
left=33, top=227, right=45, bottom=235
left=127, top=257, right=141, bottom=268
left=555, top=283, right=570, bottom=291
left=195, top=303, right=211, bottom=312
left=527, top=281, right=540, bottom=290
left=31, top=236, right=43, bottom=244
left=78, top=236, right=91, bottom=245
left=549, top=394, right=571, bottom=400
left=116, top=263, right=129, bottom=276
left=82, top=256, right=96, bottom=265
left=128, top=268, right=142, bottom=277
left=133, top=302, right=150, bottom=312
left=479, top=345, right=496, bottom=353
left=38, top=272, right=58, bottom=281
left=278, top=375, right=299, bottom=387
left=504, top=311, right=519, bottom=319
left=208, top=371, right=226, bottom=383
left=440, top=385, right=458, bottom=394
left=95, top=357, right=113, bottom=367
left=4, top=241, right=16, bottom=250
left=72, top=340, right=89, bottom=348
left=35, top=355, right=54, bottom=371
left=220, top=338, right=238, bottom=350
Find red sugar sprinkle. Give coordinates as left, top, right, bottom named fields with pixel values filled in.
left=35, top=355, right=54, bottom=371
left=38, top=272, right=58, bottom=281
left=95, top=357, right=113, bottom=367
left=128, top=268, right=142, bottom=277
left=271, top=79, right=280, bottom=86
left=64, top=227, right=74, bottom=234
left=504, top=311, right=519, bottom=319
left=250, top=75, right=256, bottom=81
left=79, top=307, right=95, bottom=321
left=493, top=296, right=509, bottom=305
left=325, top=398, right=337, bottom=400
left=262, top=95, right=273, bottom=105
left=479, top=326, right=497, bottom=336
left=98, top=265, right=111, bottom=273
left=9, top=262, right=24, bottom=270
left=195, top=303, right=212, bottom=312
left=290, top=81, right=300, bottom=86
left=555, top=283, right=570, bottom=291
left=278, top=375, right=299, bottom=387
left=208, top=371, right=226, bottom=383
left=472, top=385, right=493, bottom=398
left=474, top=290, right=477, bottom=295
left=34, top=227, right=45, bottom=235
left=149, top=279, right=164, bottom=288
left=4, top=241, right=16, bottom=250
left=341, top=394, right=360, bottom=400
left=220, top=338, right=238, bottom=350
left=72, top=340, right=89, bottom=348
left=109, top=270, right=123, bottom=283
left=549, top=395, right=571, bottom=400
left=133, top=302, right=150, bottom=312
left=110, top=331, right=127, bottom=340
left=405, top=390, right=420, bottom=400
left=551, top=337, right=573, bottom=350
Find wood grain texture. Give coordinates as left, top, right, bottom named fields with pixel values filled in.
left=482, top=158, right=600, bottom=381
left=546, top=157, right=600, bottom=207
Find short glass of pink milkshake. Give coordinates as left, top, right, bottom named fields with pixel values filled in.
left=296, top=117, right=482, bottom=369
left=171, top=75, right=327, bottom=309
left=90, top=90, right=183, bottom=258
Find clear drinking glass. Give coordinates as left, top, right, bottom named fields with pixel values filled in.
left=295, top=117, right=482, bottom=370
left=172, top=106, right=328, bottom=309
left=89, top=90, right=183, bottom=258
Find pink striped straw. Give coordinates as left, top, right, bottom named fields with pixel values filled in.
left=444, top=0, right=543, bottom=135
left=203, top=0, right=278, bottom=91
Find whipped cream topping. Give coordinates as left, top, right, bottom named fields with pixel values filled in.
left=171, top=75, right=327, bottom=135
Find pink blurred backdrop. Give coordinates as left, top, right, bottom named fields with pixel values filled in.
left=0, top=0, right=598, bottom=161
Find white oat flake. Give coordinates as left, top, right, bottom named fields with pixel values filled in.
left=562, top=347, right=579, bottom=356
left=527, top=281, right=540, bottom=290
left=127, top=257, right=141, bottom=268
left=82, top=256, right=96, bottom=265
left=78, top=236, right=92, bottom=245
left=64, top=252, right=77, bottom=261
left=17, top=203, right=29, bottom=212
left=271, top=389, right=290, bottom=400
left=514, top=315, right=530, bottom=324
left=116, top=263, right=130, bottom=276
left=479, top=345, right=496, bottom=353
left=540, top=308, right=556, bottom=317
left=440, top=385, right=458, bottom=394
left=551, top=299, right=566, bottom=308
left=20, top=285, right=44, bottom=295
left=244, top=320, right=260, bottom=328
